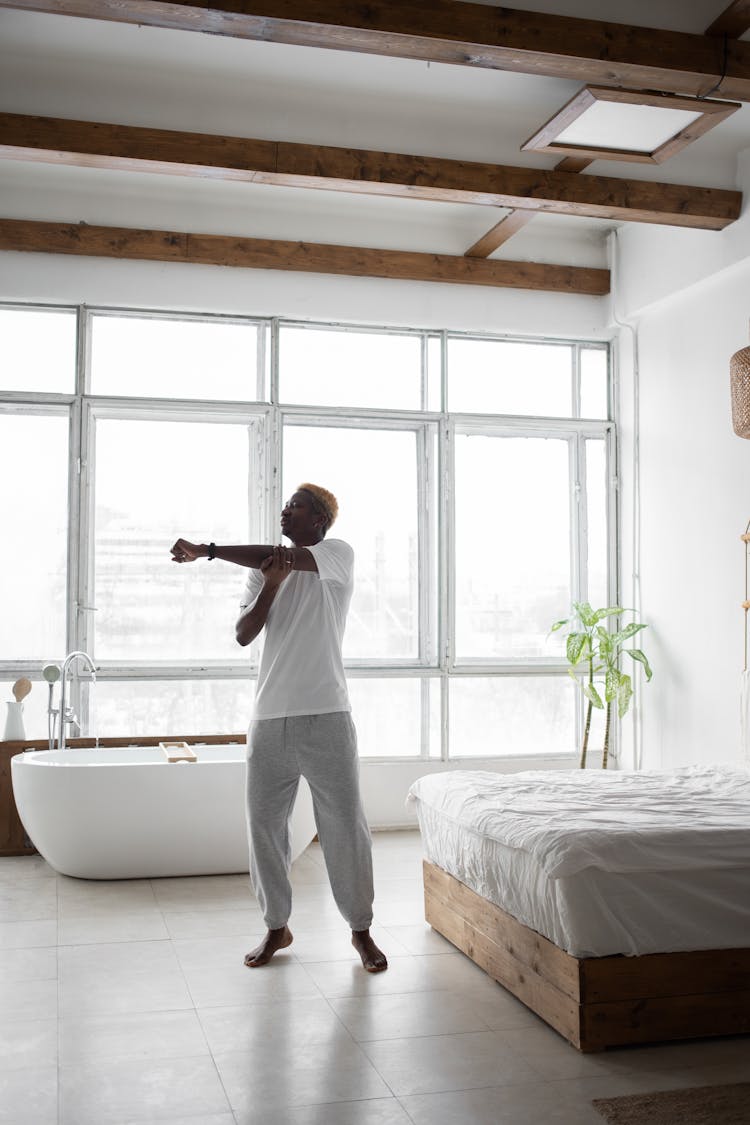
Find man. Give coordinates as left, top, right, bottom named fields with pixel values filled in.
left=171, top=484, right=387, bottom=973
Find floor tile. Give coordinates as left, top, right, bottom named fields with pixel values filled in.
left=172, top=933, right=269, bottom=970
left=361, top=1029, right=540, bottom=1095
left=0, top=1066, right=57, bottom=1125
left=0, top=884, right=57, bottom=921
left=181, top=953, right=323, bottom=1007
left=151, top=874, right=252, bottom=912
left=0, top=919, right=57, bottom=949
left=400, top=1080, right=606, bottom=1124
left=289, top=853, right=330, bottom=886
left=302, top=951, right=493, bottom=999
left=373, top=899, right=429, bottom=926
left=0, top=1018, right=57, bottom=1072
left=59, top=939, right=193, bottom=1016
left=58, top=937, right=180, bottom=975
left=60, top=1055, right=231, bottom=1125
left=381, top=923, right=455, bottom=956
left=214, top=1039, right=391, bottom=1114
left=0, top=945, right=57, bottom=982
left=493, top=1023, right=690, bottom=1082
left=197, top=995, right=350, bottom=1053
left=111, top=1117, right=236, bottom=1125
left=301, top=955, right=423, bottom=998
left=59, top=1009, right=211, bottom=1066
left=110, top=1117, right=236, bottom=1125
left=0, top=977, right=58, bottom=1021
left=331, top=988, right=498, bottom=1041
left=163, top=906, right=265, bottom=939
left=57, top=876, right=157, bottom=913
left=235, top=1097, right=414, bottom=1125
left=58, top=911, right=170, bottom=945
left=0, top=856, right=57, bottom=885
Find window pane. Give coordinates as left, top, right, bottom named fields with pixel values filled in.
left=93, top=417, right=257, bottom=661
left=283, top=425, right=421, bottom=660
left=347, top=678, right=423, bottom=757
left=449, top=676, right=575, bottom=757
left=90, top=315, right=259, bottom=400
left=586, top=439, right=608, bottom=612
left=89, top=679, right=251, bottom=738
left=454, top=434, right=570, bottom=659
left=0, top=414, right=68, bottom=659
left=0, top=307, right=76, bottom=393
left=448, top=338, right=572, bottom=416
left=427, top=335, right=442, bottom=411
left=580, top=347, right=608, bottom=419
left=279, top=327, right=421, bottom=410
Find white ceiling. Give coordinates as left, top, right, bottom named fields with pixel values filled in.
left=1, top=2, right=749, bottom=272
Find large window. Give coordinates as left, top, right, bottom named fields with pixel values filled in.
left=1, top=305, right=613, bottom=761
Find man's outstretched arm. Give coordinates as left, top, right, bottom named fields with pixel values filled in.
left=171, top=539, right=318, bottom=572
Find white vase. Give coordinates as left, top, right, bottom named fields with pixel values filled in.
left=3, top=701, right=26, bottom=741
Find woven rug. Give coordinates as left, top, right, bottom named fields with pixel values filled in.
left=592, top=1083, right=750, bottom=1125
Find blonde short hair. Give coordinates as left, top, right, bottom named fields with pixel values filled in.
left=298, top=482, right=338, bottom=533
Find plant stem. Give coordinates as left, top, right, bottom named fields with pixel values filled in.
left=580, top=699, right=592, bottom=769
left=602, top=701, right=612, bottom=769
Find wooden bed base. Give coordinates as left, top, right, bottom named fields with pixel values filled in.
left=423, top=860, right=750, bottom=1052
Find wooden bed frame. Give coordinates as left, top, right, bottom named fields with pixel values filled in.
left=423, top=860, right=750, bottom=1052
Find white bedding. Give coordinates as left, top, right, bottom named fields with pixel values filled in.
left=408, top=766, right=750, bottom=958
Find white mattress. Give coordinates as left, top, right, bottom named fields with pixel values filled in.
left=408, top=766, right=750, bottom=958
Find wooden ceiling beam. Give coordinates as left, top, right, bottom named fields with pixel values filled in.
left=0, top=218, right=611, bottom=294
left=2, top=1, right=750, bottom=99
left=465, top=159, right=594, bottom=259
left=0, top=114, right=740, bottom=230
left=706, top=1, right=750, bottom=39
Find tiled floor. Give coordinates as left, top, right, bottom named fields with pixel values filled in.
left=2, top=831, right=749, bottom=1124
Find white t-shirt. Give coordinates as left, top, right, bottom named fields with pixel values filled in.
left=239, top=538, right=354, bottom=720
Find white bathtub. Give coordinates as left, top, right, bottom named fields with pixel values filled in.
left=11, top=745, right=317, bottom=880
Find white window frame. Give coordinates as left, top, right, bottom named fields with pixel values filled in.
left=0, top=302, right=616, bottom=763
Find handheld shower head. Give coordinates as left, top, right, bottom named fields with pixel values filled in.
left=42, top=664, right=61, bottom=749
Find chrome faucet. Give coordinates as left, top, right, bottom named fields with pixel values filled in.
left=58, top=651, right=97, bottom=750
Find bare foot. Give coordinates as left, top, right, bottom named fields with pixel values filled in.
left=352, top=929, right=388, bottom=973
left=244, top=925, right=293, bottom=967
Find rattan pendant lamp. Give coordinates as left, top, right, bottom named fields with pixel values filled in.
left=730, top=326, right=750, bottom=437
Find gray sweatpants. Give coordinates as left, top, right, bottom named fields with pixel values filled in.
left=246, top=711, right=374, bottom=931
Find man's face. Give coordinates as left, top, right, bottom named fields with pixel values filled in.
left=280, top=491, right=321, bottom=542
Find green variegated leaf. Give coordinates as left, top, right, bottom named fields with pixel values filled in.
left=618, top=674, right=633, bottom=718
left=566, top=632, right=589, bottom=665
left=591, top=606, right=623, bottom=623
left=612, top=623, right=647, bottom=645
left=595, top=626, right=613, bottom=655
left=626, top=648, right=653, bottom=681
left=604, top=667, right=620, bottom=702
left=583, top=682, right=604, bottom=708
left=549, top=618, right=569, bottom=633
left=574, top=601, right=596, bottom=627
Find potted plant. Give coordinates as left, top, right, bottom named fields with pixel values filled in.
left=550, top=602, right=652, bottom=768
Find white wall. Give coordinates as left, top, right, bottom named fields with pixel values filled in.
left=614, top=237, right=750, bottom=770
left=0, top=248, right=608, bottom=340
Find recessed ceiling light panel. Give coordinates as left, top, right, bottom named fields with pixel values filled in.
left=522, top=86, right=740, bottom=164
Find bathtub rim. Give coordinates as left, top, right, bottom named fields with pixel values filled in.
left=13, top=745, right=249, bottom=767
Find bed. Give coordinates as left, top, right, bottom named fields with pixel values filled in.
left=408, top=766, right=750, bottom=1051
